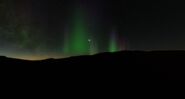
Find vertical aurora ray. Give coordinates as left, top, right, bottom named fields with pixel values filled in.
left=68, top=7, right=89, bottom=55
left=118, top=36, right=127, bottom=51
left=109, top=29, right=119, bottom=52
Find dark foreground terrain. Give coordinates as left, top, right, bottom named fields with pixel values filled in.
left=0, top=51, right=185, bottom=80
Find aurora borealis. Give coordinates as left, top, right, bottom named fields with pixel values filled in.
left=0, top=0, right=126, bottom=60
left=1, top=0, right=185, bottom=60
left=64, top=7, right=89, bottom=56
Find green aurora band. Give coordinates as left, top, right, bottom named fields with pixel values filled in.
left=0, top=1, right=127, bottom=60
left=63, top=7, right=89, bottom=56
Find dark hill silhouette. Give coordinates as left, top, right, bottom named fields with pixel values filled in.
left=0, top=51, right=185, bottom=80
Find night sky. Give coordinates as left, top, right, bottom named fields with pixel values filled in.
left=0, top=0, right=185, bottom=60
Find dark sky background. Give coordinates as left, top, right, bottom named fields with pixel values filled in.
left=0, top=0, right=185, bottom=59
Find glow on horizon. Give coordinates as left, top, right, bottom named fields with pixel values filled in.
left=7, top=54, right=65, bottom=60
